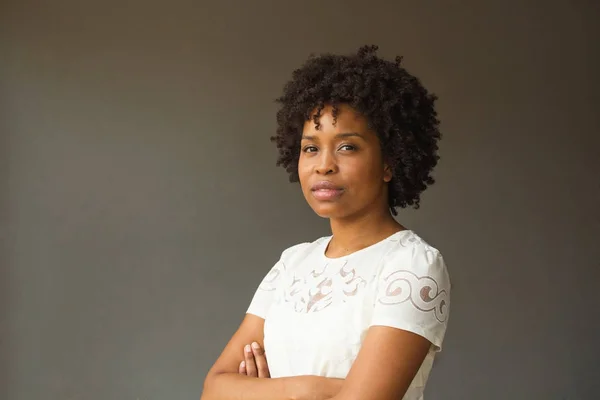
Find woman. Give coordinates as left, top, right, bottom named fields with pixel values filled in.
left=201, top=45, right=450, bottom=400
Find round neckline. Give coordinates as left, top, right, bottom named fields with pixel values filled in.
left=321, top=229, right=412, bottom=261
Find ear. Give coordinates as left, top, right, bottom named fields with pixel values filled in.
left=383, top=164, right=393, bottom=183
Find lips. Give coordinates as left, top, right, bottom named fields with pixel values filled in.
left=310, top=181, right=344, bottom=201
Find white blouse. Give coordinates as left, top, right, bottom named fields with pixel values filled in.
left=247, top=230, right=451, bottom=400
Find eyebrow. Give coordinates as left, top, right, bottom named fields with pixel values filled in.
left=301, top=132, right=365, bottom=141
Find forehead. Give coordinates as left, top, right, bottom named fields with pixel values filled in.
left=302, top=104, right=370, bottom=135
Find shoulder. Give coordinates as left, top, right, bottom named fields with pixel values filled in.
left=382, top=230, right=448, bottom=276
left=378, top=231, right=451, bottom=314
left=278, top=235, right=329, bottom=266
left=374, top=231, right=451, bottom=342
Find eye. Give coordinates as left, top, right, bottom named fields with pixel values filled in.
left=339, top=144, right=356, bottom=151
left=303, top=145, right=318, bottom=153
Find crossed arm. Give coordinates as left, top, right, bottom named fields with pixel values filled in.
left=200, top=314, right=432, bottom=400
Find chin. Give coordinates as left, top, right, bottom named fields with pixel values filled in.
left=309, top=202, right=351, bottom=219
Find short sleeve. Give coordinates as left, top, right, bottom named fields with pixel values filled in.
left=371, top=243, right=451, bottom=351
left=246, top=242, right=309, bottom=319
left=246, top=259, right=284, bottom=319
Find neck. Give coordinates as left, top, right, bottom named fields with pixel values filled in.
left=327, top=206, right=404, bottom=256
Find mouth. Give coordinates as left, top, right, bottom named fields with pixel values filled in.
left=310, top=181, right=344, bottom=201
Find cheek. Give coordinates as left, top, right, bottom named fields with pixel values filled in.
left=297, top=157, right=311, bottom=188
left=345, top=159, right=383, bottom=185
left=341, top=167, right=385, bottom=203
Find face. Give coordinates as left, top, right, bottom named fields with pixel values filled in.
left=298, top=104, right=392, bottom=220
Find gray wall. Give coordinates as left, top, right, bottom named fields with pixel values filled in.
left=1, top=1, right=598, bottom=399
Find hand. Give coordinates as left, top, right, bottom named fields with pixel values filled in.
left=238, top=342, right=270, bottom=378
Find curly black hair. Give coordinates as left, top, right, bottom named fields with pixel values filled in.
left=271, top=45, right=441, bottom=215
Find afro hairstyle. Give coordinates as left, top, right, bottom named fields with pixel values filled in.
left=271, top=45, right=441, bottom=214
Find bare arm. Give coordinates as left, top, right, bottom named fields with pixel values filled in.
left=329, top=326, right=432, bottom=400
left=201, top=314, right=343, bottom=400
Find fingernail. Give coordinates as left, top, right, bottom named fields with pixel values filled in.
left=240, top=361, right=245, bottom=367
left=252, top=342, right=260, bottom=349
left=245, top=344, right=251, bottom=353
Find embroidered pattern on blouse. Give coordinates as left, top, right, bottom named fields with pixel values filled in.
left=257, top=263, right=282, bottom=292
left=396, top=234, right=439, bottom=258
left=284, top=261, right=367, bottom=313
left=397, top=233, right=423, bottom=246
left=378, top=270, right=448, bottom=323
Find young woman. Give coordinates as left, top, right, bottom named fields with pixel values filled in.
left=201, top=45, right=450, bottom=400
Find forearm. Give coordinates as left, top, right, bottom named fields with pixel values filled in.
left=201, top=372, right=342, bottom=400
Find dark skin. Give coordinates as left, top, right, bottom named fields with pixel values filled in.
left=202, top=104, right=431, bottom=400
left=238, top=341, right=270, bottom=378
left=299, top=104, right=405, bottom=256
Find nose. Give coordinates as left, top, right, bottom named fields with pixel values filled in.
left=315, top=150, right=338, bottom=175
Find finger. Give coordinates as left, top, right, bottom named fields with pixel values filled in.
left=251, top=342, right=270, bottom=378
left=238, top=360, right=246, bottom=375
left=244, top=344, right=257, bottom=377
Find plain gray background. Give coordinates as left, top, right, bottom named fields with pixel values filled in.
left=1, top=0, right=599, bottom=399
